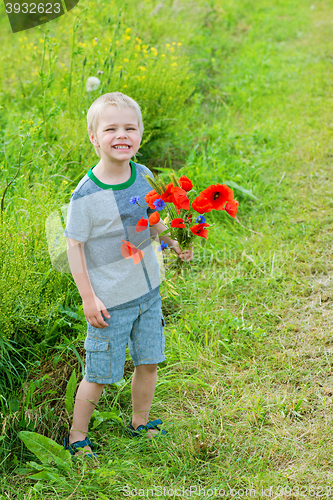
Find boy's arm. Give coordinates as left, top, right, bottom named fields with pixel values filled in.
left=66, top=238, right=110, bottom=327
left=149, top=221, right=178, bottom=249
left=150, top=221, right=194, bottom=262
left=66, top=238, right=96, bottom=302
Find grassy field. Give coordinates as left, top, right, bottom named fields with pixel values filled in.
left=1, top=0, right=333, bottom=498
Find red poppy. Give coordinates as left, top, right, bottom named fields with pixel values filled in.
left=171, top=218, right=186, bottom=228
left=200, top=184, right=234, bottom=210
left=120, top=240, right=145, bottom=265
left=148, top=211, right=160, bottom=225
left=191, top=195, right=213, bottom=215
left=172, top=186, right=190, bottom=210
left=179, top=175, right=193, bottom=192
left=190, top=223, right=210, bottom=239
left=145, top=190, right=160, bottom=209
left=135, top=216, right=148, bottom=233
left=161, top=183, right=175, bottom=203
left=225, top=200, right=239, bottom=218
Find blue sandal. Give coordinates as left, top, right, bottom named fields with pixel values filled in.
left=63, top=433, right=98, bottom=459
left=127, top=418, right=168, bottom=438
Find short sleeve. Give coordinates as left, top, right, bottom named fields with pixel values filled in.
left=64, top=192, right=92, bottom=242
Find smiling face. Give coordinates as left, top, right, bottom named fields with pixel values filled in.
left=89, top=105, right=142, bottom=164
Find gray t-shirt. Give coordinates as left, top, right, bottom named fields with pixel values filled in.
left=64, top=160, right=161, bottom=310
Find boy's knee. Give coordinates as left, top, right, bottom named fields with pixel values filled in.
left=136, top=363, right=157, bottom=373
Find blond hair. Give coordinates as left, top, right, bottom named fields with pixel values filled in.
left=87, top=92, right=144, bottom=157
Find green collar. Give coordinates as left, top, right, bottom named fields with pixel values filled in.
left=87, top=160, right=136, bottom=190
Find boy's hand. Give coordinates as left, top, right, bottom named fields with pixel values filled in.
left=171, top=242, right=194, bottom=262
left=83, top=296, right=111, bottom=328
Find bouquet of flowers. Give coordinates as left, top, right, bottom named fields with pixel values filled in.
left=121, top=170, right=238, bottom=274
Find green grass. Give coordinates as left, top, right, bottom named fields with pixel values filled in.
left=1, top=0, right=333, bottom=497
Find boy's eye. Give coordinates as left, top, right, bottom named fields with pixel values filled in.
left=106, top=127, right=136, bottom=131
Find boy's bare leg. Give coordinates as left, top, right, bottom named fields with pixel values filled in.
left=131, top=363, right=159, bottom=438
left=69, top=379, right=106, bottom=454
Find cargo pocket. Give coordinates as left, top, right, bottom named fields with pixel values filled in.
left=161, top=316, right=165, bottom=355
left=84, top=337, right=111, bottom=380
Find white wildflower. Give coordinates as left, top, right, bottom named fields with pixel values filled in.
left=86, top=76, right=101, bottom=92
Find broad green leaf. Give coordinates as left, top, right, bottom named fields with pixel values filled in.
left=65, top=369, right=77, bottom=414
left=18, top=431, right=72, bottom=472
left=27, top=461, right=45, bottom=471
left=91, top=410, right=123, bottom=429
left=225, top=180, right=258, bottom=200
left=29, top=470, right=62, bottom=482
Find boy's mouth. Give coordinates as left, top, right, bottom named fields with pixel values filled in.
left=113, top=145, right=131, bottom=149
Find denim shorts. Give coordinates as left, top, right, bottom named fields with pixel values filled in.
left=83, top=293, right=165, bottom=384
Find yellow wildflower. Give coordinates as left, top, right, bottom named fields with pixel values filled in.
left=125, top=27, right=131, bottom=33
left=166, top=43, right=170, bottom=48
left=136, top=37, right=142, bottom=43
left=171, top=62, right=177, bottom=67
left=123, top=84, right=128, bottom=88
left=135, top=44, right=141, bottom=51
left=178, top=42, right=182, bottom=46
left=39, top=38, right=44, bottom=43
left=139, top=66, right=146, bottom=71
left=124, top=58, right=129, bottom=62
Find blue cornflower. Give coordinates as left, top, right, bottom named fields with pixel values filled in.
left=130, top=196, right=140, bottom=204
left=153, top=198, right=166, bottom=211
left=196, top=215, right=206, bottom=224
left=158, top=240, right=168, bottom=251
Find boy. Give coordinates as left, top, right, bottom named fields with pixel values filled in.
left=63, top=92, right=193, bottom=457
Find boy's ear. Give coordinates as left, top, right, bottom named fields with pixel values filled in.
left=89, top=130, right=100, bottom=148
